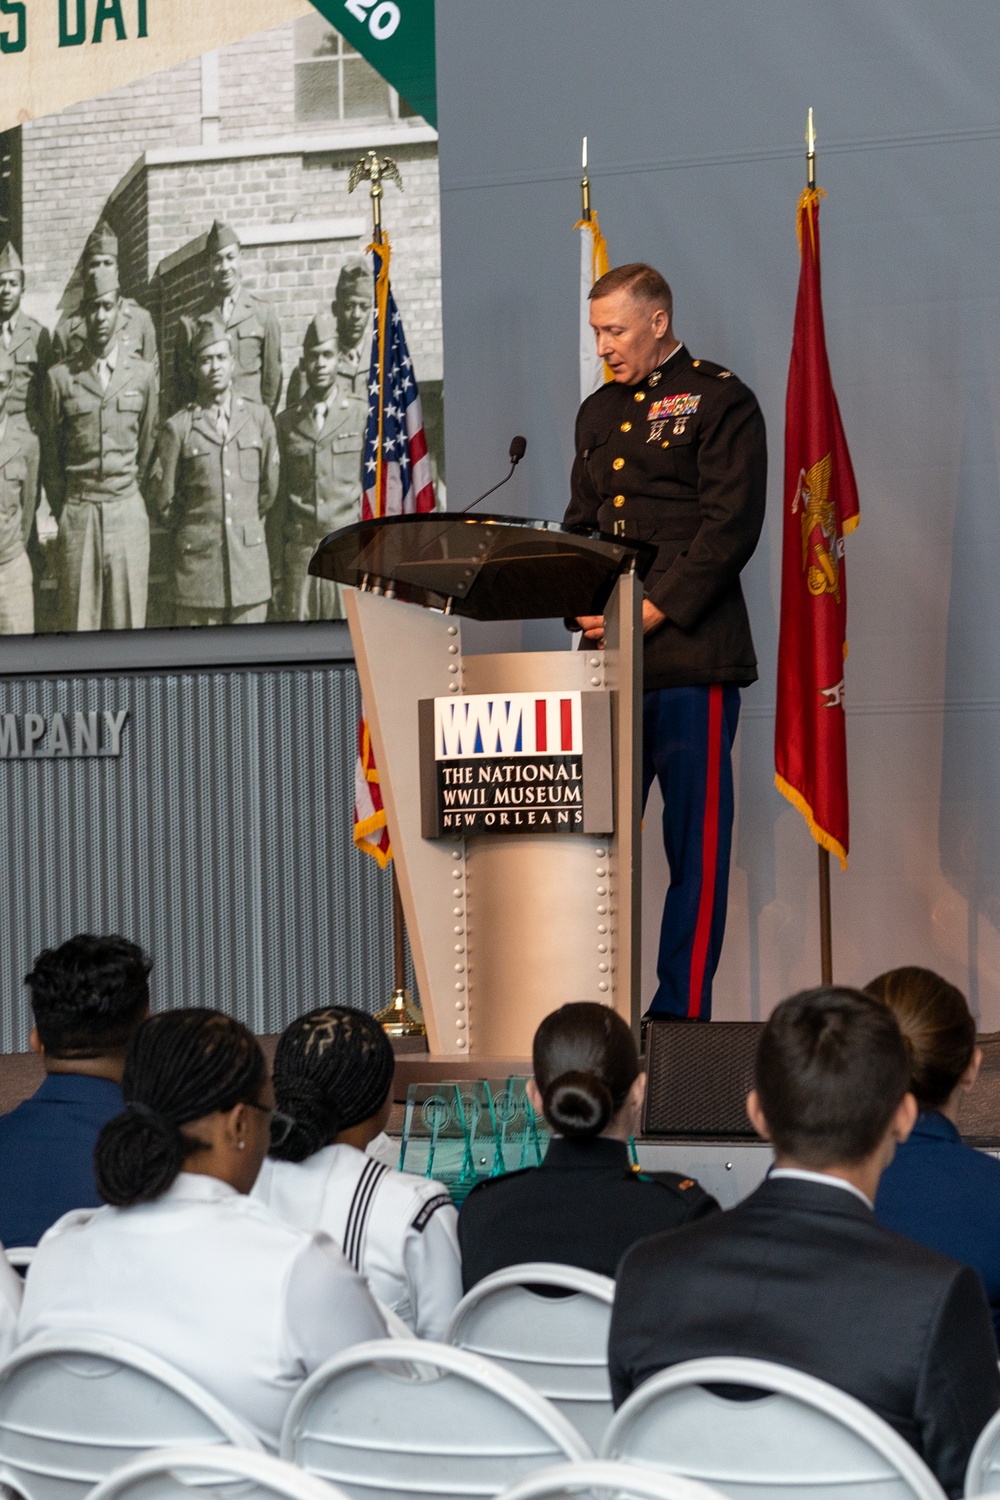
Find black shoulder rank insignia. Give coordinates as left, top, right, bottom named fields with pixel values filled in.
left=412, top=1192, right=452, bottom=1233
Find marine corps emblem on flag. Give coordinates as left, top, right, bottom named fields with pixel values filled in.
left=793, top=451, right=841, bottom=602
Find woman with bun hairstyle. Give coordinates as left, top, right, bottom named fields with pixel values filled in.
left=252, top=1005, right=462, bottom=1339
left=458, top=1002, right=718, bottom=1289
left=871, top=966, right=1000, bottom=1345
left=17, top=1009, right=385, bottom=1447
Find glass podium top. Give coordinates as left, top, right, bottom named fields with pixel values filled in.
left=308, top=513, right=656, bottom=622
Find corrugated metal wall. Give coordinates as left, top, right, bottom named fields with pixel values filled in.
left=0, top=664, right=406, bottom=1051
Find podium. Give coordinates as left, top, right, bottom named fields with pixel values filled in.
left=311, top=514, right=655, bottom=1061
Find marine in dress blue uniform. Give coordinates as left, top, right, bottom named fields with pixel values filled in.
left=564, top=267, right=766, bottom=1020
left=875, top=1109, right=1000, bottom=1348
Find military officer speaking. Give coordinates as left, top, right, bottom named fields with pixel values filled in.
left=50, top=222, right=158, bottom=377
left=565, top=262, right=766, bottom=1022
left=0, top=349, right=40, bottom=635
left=154, top=315, right=279, bottom=626
left=0, top=242, right=52, bottom=432
left=174, top=223, right=282, bottom=415
left=272, top=312, right=367, bottom=621
left=42, top=264, right=158, bottom=632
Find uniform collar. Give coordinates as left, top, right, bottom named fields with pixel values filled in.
left=909, top=1109, right=962, bottom=1143
left=163, top=1172, right=241, bottom=1203
left=768, top=1166, right=872, bottom=1210
left=636, top=342, right=690, bottom=389
left=542, top=1135, right=631, bottom=1170
left=34, top=1073, right=124, bottom=1105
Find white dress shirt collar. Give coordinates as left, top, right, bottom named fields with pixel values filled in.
left=768, top=1166, right=873, bottom=1211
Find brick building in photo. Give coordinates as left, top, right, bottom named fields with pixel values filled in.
left=0, top=14, right=442, bottom=626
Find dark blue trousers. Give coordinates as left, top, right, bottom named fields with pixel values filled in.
left=642, top=685, right=741, bottom=1020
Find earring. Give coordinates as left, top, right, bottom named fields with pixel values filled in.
left=237, top=1139, right=246, bottom=1150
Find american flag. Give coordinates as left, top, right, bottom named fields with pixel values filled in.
left=354, top=237, right=435, bottom=866
left=361, top=239, right=435, bottom=521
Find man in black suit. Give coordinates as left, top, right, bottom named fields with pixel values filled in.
left=608, top=988, right=1000, bottom=1497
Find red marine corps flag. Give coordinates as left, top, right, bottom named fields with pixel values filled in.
left=774, top=178, right=859, bottom=871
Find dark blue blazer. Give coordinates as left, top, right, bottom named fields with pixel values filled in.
left=876, top=1110, right=1000, bottom=1346
left=0, top=1074, right=123, bottom=1248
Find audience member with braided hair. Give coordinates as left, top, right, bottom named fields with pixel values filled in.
left=869, top=966, right=1000, bottom=1346
left=457, top=1002, right=717, bottom=1290
left=17, top=1008, right=385, bottom=1447
left=252, top=1005, right=461, bottom=1338
left=608, top=987, right=1000, bottom=1499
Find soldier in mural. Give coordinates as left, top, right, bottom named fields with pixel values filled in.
left=272, top=312, right=367, bottom=621
left=286, top=258, right=371, bottom=408
left=154, top=315, right=280, bottom=626
left=41, top=265, right=158, bottom=632
left=50, top=222, right=159, bottom=378
left=173, top=223, right=283, bottom=416
left=0, top=243, right=52, bottom=433
left=0, top=349, right=40, bottom=635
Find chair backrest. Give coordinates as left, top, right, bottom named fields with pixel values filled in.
left=601, top=1357, right=947, bottom=1500
left=446, top=1262, right=615, bottom=1448
left=0, top=1333, right=262, bottom=1500
left=498, top=1459, right=729, bottom=1500
left=87, top=1445, right=351, bottom=1500
left=5, top=1249, right=34, bottom=1271
left=965, top=1404, right=1000, bottom=1494
left=280, top=1338, right=593, bottom=1500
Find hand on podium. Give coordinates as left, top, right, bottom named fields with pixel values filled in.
left=576, top=599, right=666, bottom=646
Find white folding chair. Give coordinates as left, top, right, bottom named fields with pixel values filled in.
left=601, top=1356, right=946, bottom=1500
left=446, top=1263, right=615, bottom=1447
left=5, top=1249, right=35, bottom=1272
left=87, top=1445, right=351, bottom=1500
left=0, top=1333, right=262, bottom=1500
left=280, top=1338, right=593, bottom=1500
left=964, top=1404, right=1000, bottom=1494
left=498, top=1459, right=728, bottom=1500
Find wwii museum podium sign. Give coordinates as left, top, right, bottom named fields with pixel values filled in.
left=419, top=690, right=613, bottom=838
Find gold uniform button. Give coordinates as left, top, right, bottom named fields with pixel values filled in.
left=662, top=440, right=670, bottom=448
left=613, top=495, right=625, bottom=508
left=634, top=391, right=645, bottom=402
left=692, top=359, right=701, bottom=367
left=620, top=421, right=632, bottom=432
left=612, top=457, right=625, bottom=471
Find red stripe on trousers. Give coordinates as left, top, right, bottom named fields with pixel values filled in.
left=688, top=685, right=724, bottom=1018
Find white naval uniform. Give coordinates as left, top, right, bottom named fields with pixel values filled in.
left=0, top=1248, right=21, bottom=1360
left=253, top=1143, right=462, bottom=1340
left=17, top=1172, right=386, bottom=1450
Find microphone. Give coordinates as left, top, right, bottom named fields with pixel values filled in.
left=461, top=436, right=527, bottom=513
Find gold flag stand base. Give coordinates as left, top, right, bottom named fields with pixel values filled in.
left=376, top=987, right=426, bottom=1038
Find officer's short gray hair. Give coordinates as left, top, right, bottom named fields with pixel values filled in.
left=590, top=263, right=672, bottom=321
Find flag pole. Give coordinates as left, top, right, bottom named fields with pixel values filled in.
left=581, top=134, right=591, bottom=221
left=806, top=105, right=834, bottom=985
left=351, top=150, right=425, bottom=1037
